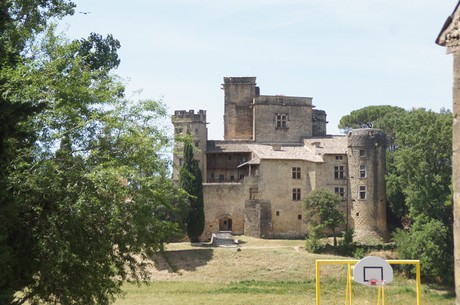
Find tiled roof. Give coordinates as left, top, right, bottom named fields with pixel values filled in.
left=206, top=136, right=348, bottom=162
left=206, top=141, right=253, bottom=153
left=304, top=136, right=348, bottom=155
left=247, top=144, right=323, bottom=162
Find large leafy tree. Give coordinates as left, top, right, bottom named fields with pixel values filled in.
left=179, top=140, right=205, bottom=243
left=1, top=3, right=187, bottom=304
left=338, top=105, right=406, bottom=151
left=303, top=188, right=344, bottom=249
left=339, top=106, right=453, bottom=282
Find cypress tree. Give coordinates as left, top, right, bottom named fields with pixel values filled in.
left=179, top=140, right=205, bottom=242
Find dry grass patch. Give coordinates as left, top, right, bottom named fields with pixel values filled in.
left=113, top=236, right=455, bottom=305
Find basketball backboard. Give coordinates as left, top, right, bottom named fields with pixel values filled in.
left=353, top=256, right=393, bottom=287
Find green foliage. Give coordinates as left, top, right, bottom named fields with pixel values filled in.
left=179, top=140, right=205, bottom=243
left=338, top=105, right=405, bottom=135
left=304, top=188, right=344, bottom=249
left=340, top=106, right=454, bottom=283
left=337, top=229, right=355, bottom=256
left=393, top=216, right=453, bottom=283
left=387, top=109, right=453, bottom=224
left=0, top=12, right=188, bottom=305
left=305, top=227, right=323, bottom=254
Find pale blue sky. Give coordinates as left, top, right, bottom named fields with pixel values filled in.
left=61, top=0, right=457, bottom=139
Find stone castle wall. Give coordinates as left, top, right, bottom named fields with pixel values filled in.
left=223, top=77, right=257, bottom=141
left=347, top=129, right=388, bottom=241
left=253, top=96, right=313, bottom=143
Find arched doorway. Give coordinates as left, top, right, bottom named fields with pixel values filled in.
left=219, top=216, right=233, bottom=232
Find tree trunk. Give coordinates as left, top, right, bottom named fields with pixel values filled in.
left=452, top=52, right=460, bottom=305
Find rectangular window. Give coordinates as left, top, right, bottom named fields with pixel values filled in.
left=359, top=185, right=367, bottom=200
left=250, top=187, right=258, bottom=200
left=359, top=149, right=366, bottom=157
left=292, top=188, right=301, bottom=201
left=359, top=165, right=367, bottom=178
left=276, top=113, right=288, bottom=128
left=335, top=155, right=343, bottom=160
left=334, top=166, right=345, bottom=179
left=334, top=187, right=345, bottom=199
left=298, top=214, right=302, bottom=220
left=292, top=167, right=301, bottom=179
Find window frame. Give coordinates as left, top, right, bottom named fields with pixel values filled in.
left=292, top=188, right=301, bottom=201
left=334, top=187, right=346, bottom=199
left=359, top=164, right=367, bottom=178
left=359, top=185, right=367, bottom=200
left=275, top=113, right=288, bottom=129
left=292, top=167, right=301, bottom=179
left=334, top=165, right=346, bottom=180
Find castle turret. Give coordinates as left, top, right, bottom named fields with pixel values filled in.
left=312, top=109, right=327, bottom=136
left=347, top=128, right=388, bottom=241
left=222, top=77, right=258, bottom=141
left=171, top=110, right=207, bottom=182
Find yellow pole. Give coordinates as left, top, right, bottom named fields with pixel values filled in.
left=382, top=286, right=385, bottom=305
left=345, top=263, right=352, bottom=305
left=349, top=263, right=353, bottom=305
left=345, top=264, right=349, bottom=305
left=416, top=261, right=421, bottom=305
left=315, top=259, right=421, bottom=305
left=316, top=260, right=320, bottom=305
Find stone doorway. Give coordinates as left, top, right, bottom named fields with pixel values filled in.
left=219, top=216, right=233, bottom=232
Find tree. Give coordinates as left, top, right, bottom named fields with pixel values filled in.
left=339, top=106, right=453, bottom=283
left=338, top=105, right=405, bottom=131
left=0, top=15, right=188, bottom=305
left=303, top=189, right=345, bottom=249
left=338, top=105, right=405, bottom=151
left=179, top=139, right=205, bottom=243
left=393, top=215, right=453, bottom=282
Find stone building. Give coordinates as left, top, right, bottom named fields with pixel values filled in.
left=172, top=77, right=388, bottom=241
left=436, top=2, right=460, bottom=303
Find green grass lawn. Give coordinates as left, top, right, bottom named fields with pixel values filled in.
left=113, top=236, right=455, bottom=305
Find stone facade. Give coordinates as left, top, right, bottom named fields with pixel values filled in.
left=172, top=77, right=388, bottom=241
left=436, top=4, right=460, bottom=303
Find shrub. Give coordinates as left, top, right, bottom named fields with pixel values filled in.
left=305, top=227, right=324, bottom=254
left=393, top=216, right=453, bottom=283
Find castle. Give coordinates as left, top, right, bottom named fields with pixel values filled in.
left=172, top=77, right=387, bottom=241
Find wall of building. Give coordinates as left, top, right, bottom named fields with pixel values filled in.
left=223, top=77, right=257, bottom=141
left=253, top=96, right=313, bottom=143
left=202, top=179, right=256, bottom=239
left=171, top=110, right=207, bottom=182
left=256, top=159, right=310, bottom=238
left=244, top=200, right=273, bottom=238
left=347, top=129, right=388, bottom=241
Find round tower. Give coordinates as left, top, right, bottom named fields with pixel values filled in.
left=347, top=128, right=388, bottom=241
left=312, top=109, right=327, bottom=136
